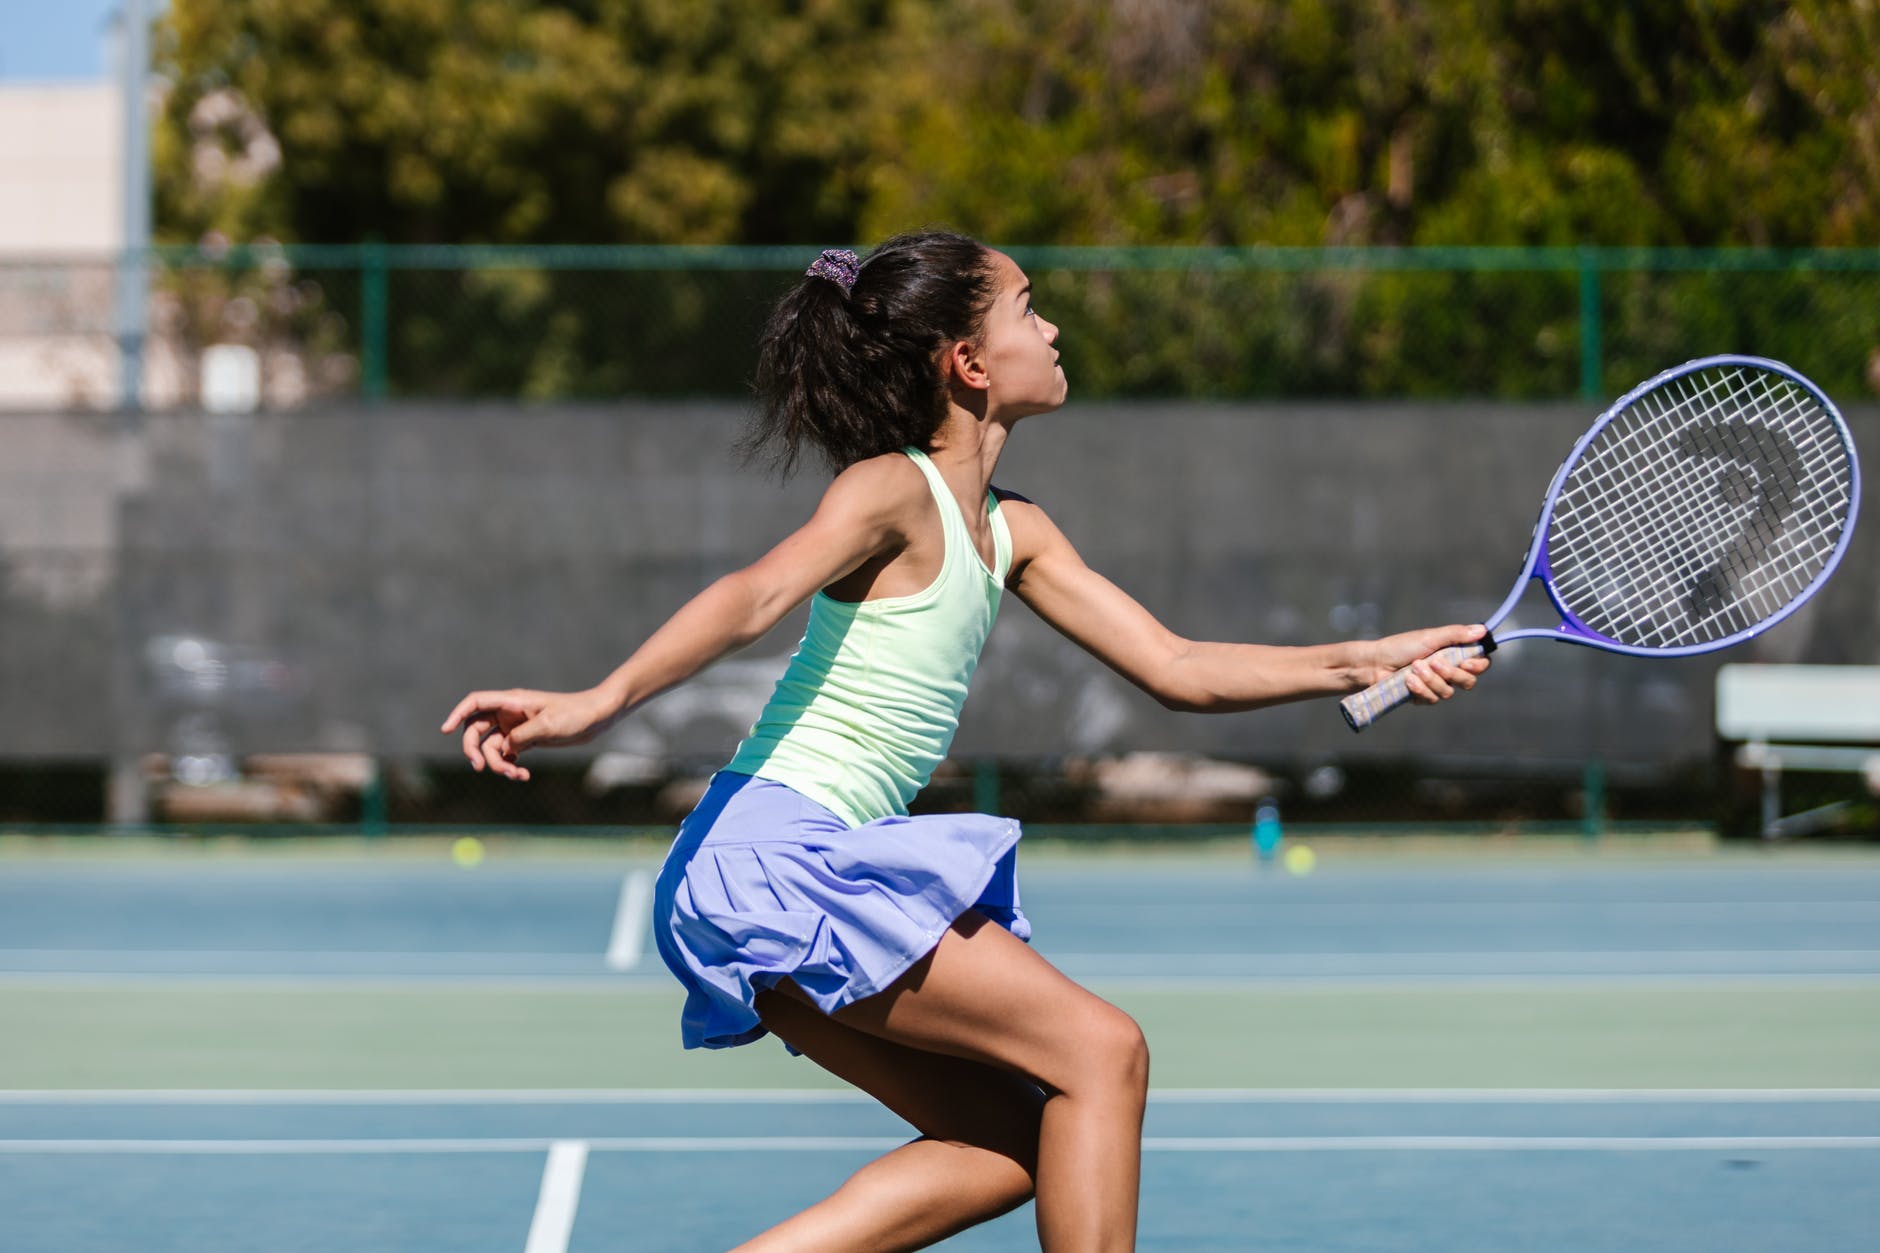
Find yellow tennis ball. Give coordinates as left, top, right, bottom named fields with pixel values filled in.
left=1284, top=844, right=1316, bottom=876
left=451, top=836, right=485, bottom=869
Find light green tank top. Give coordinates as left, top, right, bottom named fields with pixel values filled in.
left=726, top=448, right=1012, bottom=827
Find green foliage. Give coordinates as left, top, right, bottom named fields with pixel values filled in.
left=867, top=0, right=1876, bottom=250
left=155, top=0, right=922, bottom=246
left=150, top=1, right=1880, bottom=399
left=154, top=0, right=928, bottom=396
left=379, top=265, right=789, bottom=397
left=865, top=0, right=1879, bottom=398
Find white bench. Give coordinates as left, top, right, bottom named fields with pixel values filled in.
left=1716, top=664, right=1880, bottom=839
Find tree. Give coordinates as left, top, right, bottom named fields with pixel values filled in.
left=150, top=1, right=1880, bottom=399
left=155, top=0, right=924, bottom=246
left=859, top=0, right=1878, bottom=397
left=153, top=0, right=934, bottom=397
left=865, top=0, right=1874, bottom=249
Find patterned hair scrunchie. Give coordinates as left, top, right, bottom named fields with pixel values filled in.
left=805, top=248, right=860, bottom=293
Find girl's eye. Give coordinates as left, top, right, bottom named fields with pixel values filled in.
left=1025, top=304, right=1036, bottom=318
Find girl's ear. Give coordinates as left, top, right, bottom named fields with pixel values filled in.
left=944, top=338, right=991, bottom=391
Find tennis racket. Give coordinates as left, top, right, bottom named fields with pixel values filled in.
left=1341, top=355, right=1862, bottom=731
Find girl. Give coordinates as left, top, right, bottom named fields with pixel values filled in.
left=441, top=231, right=1490, bottom=1251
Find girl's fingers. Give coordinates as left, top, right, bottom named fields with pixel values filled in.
left=1399, top=637, right=1492, bottom=705
left=452, top=706, right=539, bottom=781
left=480, top=732, right=520, bottom=779
left=441, top=691, right=536, bottom=734
left=441, top=694, right=492, bottom=734
left=1433, top=659, right=1476, bottom=691
left=1410, top=659, right=1453, bottom=702
left=460, top=718, right=494, bottom=770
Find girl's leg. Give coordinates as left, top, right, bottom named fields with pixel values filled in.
left=829, top=911, right=1149, bottom=1252
left=731, top=988, right=1045, bottom=1253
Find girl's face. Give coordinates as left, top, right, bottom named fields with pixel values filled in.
left=973, top=251, right=1066, bottom=418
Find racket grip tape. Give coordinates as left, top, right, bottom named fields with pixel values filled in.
left=1339, top=634, right=1496, bottom=733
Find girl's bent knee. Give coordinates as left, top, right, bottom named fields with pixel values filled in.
left=1066, top=1004, right=1150, bottom=1099
left=1116, top=1013, right=1151, bottom=1096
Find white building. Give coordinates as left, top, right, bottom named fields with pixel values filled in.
left=0, top=82, right=121, bottom=252
left=0, top=82, right=126, bottom=408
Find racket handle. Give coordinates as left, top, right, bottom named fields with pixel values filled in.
left=1340, top=638, right=1494, bottom=732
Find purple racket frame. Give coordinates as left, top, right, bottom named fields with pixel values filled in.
left=1341, top=354, right=1862, bottom=732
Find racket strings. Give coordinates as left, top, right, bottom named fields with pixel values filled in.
left=1645, top=378, right=1827, bottom=625
left=1573, top=372, right=1847, bottom=646
left=1566, top=382, right=1738, bottom=607
left=1545, top=365, right=1854, bottom=649
left=1555, top=369, right=1849, bottom=646
left=1554, top=375, right=1757, bottom=634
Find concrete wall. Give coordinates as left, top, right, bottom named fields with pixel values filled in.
left=1, top=401, right=1872, bottom=777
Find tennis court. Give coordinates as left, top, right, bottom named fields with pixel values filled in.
left=4, top=840, right=1877, bottom=1250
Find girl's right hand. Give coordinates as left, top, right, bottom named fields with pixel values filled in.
left=1358, top=624, right=1492, bottom=703
left=439, top=687, right=617, bottom=781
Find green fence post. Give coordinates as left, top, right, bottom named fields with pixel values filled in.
left=361, top=240, right=388, bottom=402
left=1581, top=759, right=1606, bottom=841
left=1578, top=250, right=1603, bottom=401
left=361, top=758, right=388, bottom=838
left=973, top=760, right=1001, bottom=815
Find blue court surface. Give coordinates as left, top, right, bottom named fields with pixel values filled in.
left=4, top=1089, right=1879, bottom=1252
left=3, top=845, right=1878, bottom=1249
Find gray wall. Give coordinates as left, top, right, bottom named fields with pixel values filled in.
left=1, top=401, right=1873, bottom=777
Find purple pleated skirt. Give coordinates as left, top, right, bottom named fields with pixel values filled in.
left=653, top=771, right=1029, bottom=1050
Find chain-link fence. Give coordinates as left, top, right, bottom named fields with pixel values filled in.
left=5, top=246, right=1880, bottom=409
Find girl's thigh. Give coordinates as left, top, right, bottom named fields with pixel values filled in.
left=819, top=912, right=1147, bottom=1095
left=757, top=985, right=1044, bottom=1164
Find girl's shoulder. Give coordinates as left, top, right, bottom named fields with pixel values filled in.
left=992, top=485, right=1047, bottom=524
left=836, top=449, right=926, bottom=484
left=827, top=451, right=929, bottom=506
left=811, top=452, right=935, bottom=537
left=989, top=486, right=1061, bottom=573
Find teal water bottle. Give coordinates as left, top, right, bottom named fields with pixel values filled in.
left=1252, top=797, right=1282, bottom=864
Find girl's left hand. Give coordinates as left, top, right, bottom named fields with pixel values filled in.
left=1362, top=624, right=1493, bottom=704
left=440, top=687, right=616, bottom=781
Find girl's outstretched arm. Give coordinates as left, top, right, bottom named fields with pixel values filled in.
left=1000, top=495, right=1490, bottom=714
left=441, top=459, right=919, bottom=779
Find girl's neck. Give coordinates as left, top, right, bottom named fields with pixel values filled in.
left=926, top=405, right=1011, bottom=496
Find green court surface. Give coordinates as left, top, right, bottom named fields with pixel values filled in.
left=6, top=981, right=1878, bottom=1090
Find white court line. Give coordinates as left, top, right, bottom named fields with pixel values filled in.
left=5, top=1087, right=1880, bottom=1105
left=1145, top=1088, right=1880, bottom=1104
left=5, top=1136, right=1880, bottom=1155
left=0, top=950, right=612, bottom=965
left=1073, top=973, right=1880, bottom=990
left=1146, top=1136, right=1880, bottom=1152
left=1048, top=949, right=1880, bottom=971
left=8, top=970, right=1878, bottom=993
left=1036, top=902, right=1880, bottom=923
left=604, top=871, right=653, bottom=971
left=0, top=973, right=671, bottom=992
left=9, top=947, right=1875, bottom=969
left=523, top=1140, right=587, bottom=1253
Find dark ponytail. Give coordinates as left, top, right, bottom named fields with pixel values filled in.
left=744, top=231, right=1000, bottom=476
